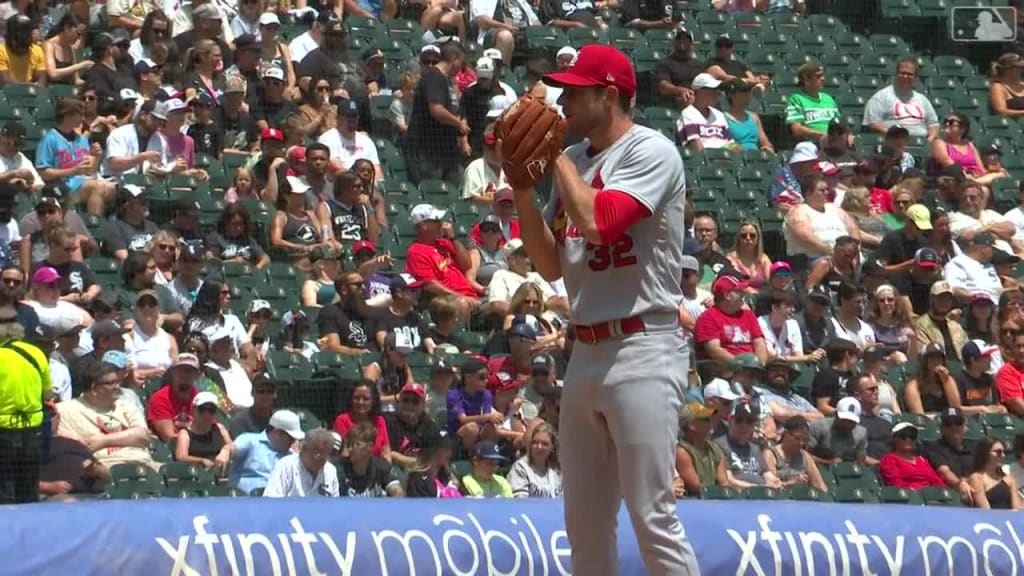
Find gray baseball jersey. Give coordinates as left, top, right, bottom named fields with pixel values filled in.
left=544, top=124, right=686, bottom=325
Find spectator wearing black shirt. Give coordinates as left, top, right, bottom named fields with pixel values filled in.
left=460, top=56, right=514, bottom=155
left=84, top=31, right=136, bottom=100
left=796, top=285, right=834, bottom=353
left=226, top=34, right=263, bottom=88
left=371, top=273, right=432, bottom=352
left=250, top=127, right=288, bottom=198
left=33, top=226, right=99, bottom=304
left=164, top=199, right=203, bottom=242
left=406, top=41, right=468, bottom=183
left=317, top=271, right=373, bottom=355
left=817, top=121, right=860, bottom=177
left=385, top=383, right=441, bottom=470
left=296, top=19, right=367, bottom=105
left=248, top=67, right=298, bottom=131
left=188, top=92, right=223, bottom=158
left=336, top=422, right=404, bottom=497
left=877, top=204, right=930, bottom=272
left=173, top=4, right=232, bottom=66
left=847, top=371, right=891, bottom=465
left=811, top=338, right=860, bottom=417
left=619, top=0, right=674, bottom=29
left=655, top=25, right=703, bottom=109
left=102, top=185, right=159, bottom=260
left=228, top=375, right=277, bottom=439
left=923, top=407, right=978, bottom=503
left=217, top=76, right=259, bottom=154
left=956, top=340, right=1005, bottom=414
left=538, top=0, right=600, bottom=29
left=704, top=34, right=769, bottom=95
left=890, top=247, right=943, bottom=316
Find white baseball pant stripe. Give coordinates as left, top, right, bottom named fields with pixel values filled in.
left=560, top=329, right=701, bottom=576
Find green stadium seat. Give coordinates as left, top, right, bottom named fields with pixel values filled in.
left=418, top=179, right=456, bottom=200
left=744, top=486, right=783, bottom=500
left=384, top=19, right=423, bottom=43
left=807, top=13, right=841, bottom=30
left=451, top=459, right=472, bottom=480
left=878, top=486, right=924, bottom=504
left=526, top=26, right=567, bottom=51
left=917, top=0, right=949, bottom=17
left=859, top=54, right=893, bottom=76
left=760, top=31, right=791, bottom=52
left=103, top=485, right=158, bottom=499
left=149, top=439, right=173, bottom=462
left=110, top=463, right=163, bottom=493
left=833, top=485, right=879, bottom=503
left=834, top=32, right=868, bottom=55
left=208, top=485, right=248, bottom=497
left=250, top=487, right=265, bottom=496
left=784, top=485, right=832, bottom=502
left=867, top=34, right=906, bottom=57
left=268, top=350, right=314, bottom=377
left=161, top=461, right=217, bottom=489
left=567, top=26, right=603, bottom=47
left=933, top=55, right=972, bottom=77
left=608, top=28, right=643, bottom=49
left=163, top=487, right=209, bottom=498
left=701, top=485, right=740, bottom=500
left=919, top=486, right=961, bottom=506
left=313, top=351, right=362, bottom=379
left=850, top=75, right=884, bottom=92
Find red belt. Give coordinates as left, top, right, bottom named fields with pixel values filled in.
left=574, top=316, right=646, bottom=344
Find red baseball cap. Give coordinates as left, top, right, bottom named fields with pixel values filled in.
left=399, top=382, right=426, bottom=399
left=712, top=275, right=748, bottom=295
left=487, top=370, right=521, bottom=392
left=261, top=127, right=284, bottom=142
left=287, top=146, right=307, bottom=163
left=543, top=44, right=636, bottom=99
left=352, top=239, right=376, bottom=255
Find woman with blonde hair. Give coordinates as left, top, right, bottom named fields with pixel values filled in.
left=841, top=186, right=888, bottom=242
left=388, top=70, right=417, bottom=137
left=300, top=245, right=340, bottom=307
left=508, top=422, right=562, bottom=498
left=504, top=282, right=562, bottom=349
left=867, top=284, right=915, bottom=362
left=147, top=231, right=178, bottom=287
left=989, top=52, right=1024, bottom=119
left=182, top=39, right=224, bottom=103
left=726, top=220, right=772, bottom=290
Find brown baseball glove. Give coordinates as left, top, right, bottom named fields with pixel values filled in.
left=494, top=95, right=567, bottom=191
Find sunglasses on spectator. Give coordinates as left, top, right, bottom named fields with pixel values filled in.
left=197, top=405, right=217, bottom=414
left=739, top=232, right=758, bottom=239
left=2, top=277, right=21, bottom=286
left=156, top=243, right=176, bottom=252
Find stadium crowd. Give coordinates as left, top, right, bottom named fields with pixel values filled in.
left=0, top=0, right=1023, bottom=510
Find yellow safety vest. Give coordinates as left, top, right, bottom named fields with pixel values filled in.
left=0, top=340, right=51, bottom=429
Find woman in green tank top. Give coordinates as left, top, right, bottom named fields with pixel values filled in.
left=674, top=402, right=729, bottom=497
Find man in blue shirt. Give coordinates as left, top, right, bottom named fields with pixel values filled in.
left=35, top=98, right=116, bottom=216
left=230, top=409, right=304, bottom=494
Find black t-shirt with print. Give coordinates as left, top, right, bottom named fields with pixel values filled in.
left=408, top=67, right=458, bottom=154
left=370, top=308, right=428, bottom=351
left=215, top=107, right=259, bottom=151
left=317, top=303, right=370, bottom=350
left=385, top=412, right=440, bottom=459
left=539, top=0, right=598, bottom=27
left=33, top=260, right=97, bottom=296
left=204, top=232, right=266, bottom=265
left=811, top=367, right=853, bottom=408
left=955, top=370, right=999, bottom=407
left=336, top=457, right=398, bottom=497
left=187, top=122, right=224, bottom=158
left=102, top=218, right=159, bottom=255
left=877, top=230, right=924, bottom=266
left=889, top=272, right=934, bottom=316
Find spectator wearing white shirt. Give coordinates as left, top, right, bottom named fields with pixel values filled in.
left=948, top=182, right=1024, bottom=256
left=486, top=239, right=566, bottom=318
left=102, top=101, right=161, bottom=178
left=758, top=289, right=816, bottom=363
left=830, top=281, right=876, bottom=350
left=318, top=99, right=383, bottom=180
left=679, top=73, right=736, bottom=151
left=27, top=266, right=92, bottom=335
left=0, top=121, right=43, bottom=192
left=462, top=128, right=509, bottom=205
left=678, top=255, right=710, bottom=392
left=287, top=11, right=329, bottom=66
left=1004, top=182, right=1024, bottom=241
left=862, top=57, right=940, bottom=140
left=205, top=326, right=253, bottom=409
left=944, top=232, right=1003, bottom=304
left=264, top=429, right=340, bottom=497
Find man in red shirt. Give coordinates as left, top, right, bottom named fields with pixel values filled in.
left=469, top=189, right=521, bottom=248
left=996, top=329, right=1024, bottom=416
left=145, top=353, right=201, bottom=441
left=404, top=204, right=482, bottom=318
left=694, top=275, right=768, bottom=365
left=878, top=422, right=945, bottom=490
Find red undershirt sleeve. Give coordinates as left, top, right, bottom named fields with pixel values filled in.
left=593, top=190, right=652, bottom=245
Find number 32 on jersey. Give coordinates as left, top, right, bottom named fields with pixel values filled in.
left=586, top=235, right=637, bottom=271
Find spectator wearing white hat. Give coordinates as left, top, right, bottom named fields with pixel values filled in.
left=250, top=66, right=299, bottom=131
left=461, top=56, right=516, bottom=154
left=679, top=73, right=736, bottom=151
left=174, top=391, right=235, bottom=473
left=807, top=396, right=868, bottom=466
left=269, top=175, right=330, bottom=272
left=205, top=325, right=254, bottom=408
left=769, top=141, right=820, bottom=209
left=230, top=407, right=302, bottom=493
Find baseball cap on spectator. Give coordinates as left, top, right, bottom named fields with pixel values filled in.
left=789, top=142, right=818, bottom=164
left=764, top=357, right=800, bottom=377
left=120, top=88, right=142, bottom=104
left=681, top=255, right=699, bottom=273
left=171, top=353, right=202, bottom=371
left=99, top=349, right=127, bottom=369
left=992, top=249, right=1021, bottom=266
left=919, top=342, right=946, bottom=361
left=531, top=353, right=555, bottom=374
left=362, top=47, right=385, bottom=62
left=135, top=289, right=160, bottom=307
left=391, top=272, right=424, bottom=291
left=543, top=44, right=636, bottom=99
left=420, top=44, right=441, bottom=62
left=971, top=292, right=996, bottom=305
left=502, top=238, right=526, bottom=258
left=474, top=440, right=507, bottom=462
left=179, top=241, right=204, bottom=262
left=486, top=94, right=512, bottom=119
left=385, top=332, right=415, bottom=354
left=972, top=232, right=997, bottom=247
left=432, top=359, right=456, bottom=375
left=410, top=204, right=446, bottom=224
left=495, top=188, right=514, bottom=203
left=247, top=299, right=272, bottom=316
left=510, top=318, right=538, bottom=341
left=462, top=356, right=489, bottom=377
left=806, top=285, right=831, bottom=305
left=338, top=99, right=359, bottom=116
left=817, top=161, right=840, bottom=176
left=206, top=325, right=233, bottom=345
left=982, top=144, right=1002, bottom=157
left=929, top=280, right=953, bottom=296
left=400, top=382, right=426, bottom=399
left=732, top=402, right=759, bottom=422
left=91, top=293, right=121, bottom=315
left=488, top=370, right=519, bottom=392
left=692, top=73, right=721, bottom=90
left=480, top=214, right=502, bottom=230
left=827, top=119, right=849, bottom=135
left=940, top=406, right=965, bottom=426
left=962, top=339, right=998, bottom=362
left=769, top=261, right=792, bottom=277
left=679, top=401, right=715, bottom=424
left=269, top=409, right=305, bottom=440
left=704, top=378, right=741, bottom=402
left=191, top=92, right=215, bottom=107
left=193, top=391, right=219, bottom=409
left=711, top=275, right=748, bottom=295
left=92, top=319, right=127, bottom=339
left=482, top=47, right=502, bottom=62
left=193, top=3, right=221, bottom=19
left=835, top=397, right=861, bottom=423
left=258, top=12, right=281, bottom=26
left=32, top=266, right=60, bottom=285
left=234, top=34, right=260, bottom=53
left=261, top=127, right=284, bottom=142
left=352, top=239, right=376, bottom=256
left=675, top=23, right=693, bottom=41
left=476, top=56, right=496, bottom=79
left=0, top=120, right=24, bottom=141
left=224, top=75, right=246, bottom=94
left=732, top=353, right=762, bottom=373
left=285, top=175, right=310, bottom=195
left=263, top=66, right=286, bottom=81
left=35, top=194, right=61, bottom=211
left=904, top=204, right=932, bottom=230
left=861, top=258, right=885, bottom=278
left=714, top=34, right=734, bottom=48
left=287, top=146, right=307, bottom=165
left=891, top=421, right=918, bottom=438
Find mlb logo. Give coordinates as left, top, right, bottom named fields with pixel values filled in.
left=950, top=7, right=1017, bottom=42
